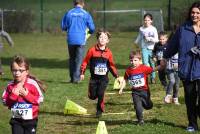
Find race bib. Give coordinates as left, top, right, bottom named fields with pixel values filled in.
left=128, top=74, right=145, bottom=88
left=94, top=63, right=108, bottom=75
left=11, top=102, right=33, bottom=120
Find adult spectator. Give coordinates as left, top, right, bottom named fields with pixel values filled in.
left=160, top=1, right=200, bottom=132
left=61, top=0, right=95, bottom=83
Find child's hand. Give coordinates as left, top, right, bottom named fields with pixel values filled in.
left=153, top=57, right=157, bottom=62
left=19, top=88, right=29, bottom=97
left=12, top=88, right=20, bottom=96
left=118, top=89, right=123, bottom=95
left=80, top=74, right=85, bottom=81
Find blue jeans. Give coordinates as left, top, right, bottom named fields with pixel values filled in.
left=141, top=48, right=155, bottom=79
left=166, top=70, right=180, bottom=98
left=68, top=45, right=85, bottom=82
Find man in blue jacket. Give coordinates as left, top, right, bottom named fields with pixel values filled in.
left=61, top=0, right=95, bottom=83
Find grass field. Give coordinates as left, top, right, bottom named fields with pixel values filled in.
left=0, top=32, right=200, bottom=134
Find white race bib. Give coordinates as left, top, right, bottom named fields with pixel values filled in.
left=11, top=102, right=33, bottom=120
left=128, top=74, right=145, bottom=88
left=94, top=63, right=108, bottom=75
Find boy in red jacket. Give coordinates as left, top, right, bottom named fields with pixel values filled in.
left=119, top=50, right=160, bottom=125
left=80, top=28, right=119, bottom=117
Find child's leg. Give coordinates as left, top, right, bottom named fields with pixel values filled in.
left=88, top=79, right=98, bottom=100
left=132, top=92, right=144, bottom=122
left=96, top=79, right=108, bottom=113
left=142, top=90, right=153, bottom=110
left=23, top=119, right=38, bottom=134
left=141, top=48, right=149, bottom=66
left=173, top=71, right=180, bottom=98
left=10, top=118, right=24, bottom=134
left=166, top=70, right=175, bottom=95
left=158, top=70, right=167, bottom=90
left=148, top=50, right=156, bottom=81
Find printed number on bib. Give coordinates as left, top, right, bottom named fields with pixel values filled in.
left=11, top=102, right=33, bottom=120
left=94, top=63, right=108, bottom=75
left=128, top=74, right=145, bottom=88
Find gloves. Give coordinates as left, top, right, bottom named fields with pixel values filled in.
left=190, top=46, right=200, bottom=56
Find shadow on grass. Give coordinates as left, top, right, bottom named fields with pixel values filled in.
left=1, top=57, right=69, bottom=69
left=39, top=111, right=96, bottom=118
left=144, top=118, right=186, bottom=129
left=40, top=111, right=185, bottom=129
left=106, top=102, right=131, bottom=106
left=54, top=118, right=185, bottom=130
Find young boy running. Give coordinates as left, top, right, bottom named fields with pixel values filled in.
left=152, top=31, right=168, bottom=90
left=80, top=28, right=119, bottom=117
left=119, top=50, right=160, bottom=125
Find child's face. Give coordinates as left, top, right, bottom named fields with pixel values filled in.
left=159, top=35, right=168, bottom=45
left=98, top=32, right=109, bottom=46
left=11, top=62, right=28, bottom=83
left=144, top=16, right=152, bottom=27
left=130, top=57, right=141, bottom=68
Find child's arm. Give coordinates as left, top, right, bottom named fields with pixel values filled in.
left=108, top=51, right=119, bottom=78
left=118, top=79, right=126, bottom=95
left=118, top=72, right=128, bottom=95
left=153, top=59, right=167, bottom=72
left=134, top=30, right=142, bottom=45
left=80, top=48, right=93, bottom=80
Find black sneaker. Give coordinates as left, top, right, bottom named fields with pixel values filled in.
left=96, top=111, right=102, bottom=118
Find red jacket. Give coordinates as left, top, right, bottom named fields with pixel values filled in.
left=2, top=77, right=44, bottom=119
left=81, top=44, right=118, bottom=79
left=124, top=64, right=153, bottom=91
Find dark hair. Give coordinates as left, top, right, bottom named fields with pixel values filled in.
left=73, top=0, right=84, bottom=6
left=129, top=50, right=141, bottom=60
left=10, top=54, right=47, bottom=92
left=96, top=28, right=111, bottom=39
left=187, top=1, right=200, bottom=21
left=144, top=13, right=153, bottom=20
left=158, top=31, right=168, bottom=38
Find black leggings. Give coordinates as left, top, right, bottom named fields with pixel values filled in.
left=132, top=90, right=153, bottom=121
left=182, top=80, right=200, bottom=130
left=88, top=78, right=108, bottom=112
left=10, top=118, right=38, bottom=134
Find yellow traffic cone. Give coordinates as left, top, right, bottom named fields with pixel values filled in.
left=64, top=99, right=87, bottom=115
left=96, top=121, right=108, bottom=134
left=113, top=76, right=126, bottom=90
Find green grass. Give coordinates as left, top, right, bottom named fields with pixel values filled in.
left=0, top=32, right=200, bottom=134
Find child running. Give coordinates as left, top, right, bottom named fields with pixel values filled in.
left=2, top=54, right=46, bottom=134
left=134, top=13, right=159, bottom=84
left=80, top=28, right=119, bottom=117
left=152, top=31, right=168, bottom=90
left=164, top=53, right=180, bottom=104
left=119, top=50, right=160, bottom=125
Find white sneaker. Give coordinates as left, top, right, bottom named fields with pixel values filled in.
left=164, top=95, right=172, bottom=103
left=173, top=98, right=180, bottom=105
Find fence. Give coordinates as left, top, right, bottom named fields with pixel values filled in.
left=0, top=0, right=197, bottom=33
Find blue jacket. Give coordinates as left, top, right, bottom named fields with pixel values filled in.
left=163, top=21, right=200, bottom=81
left=61, top=6, right=95, bottom=45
